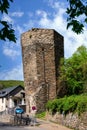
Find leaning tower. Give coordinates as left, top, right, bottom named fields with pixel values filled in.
left=21, top=28, right=64, bottom=113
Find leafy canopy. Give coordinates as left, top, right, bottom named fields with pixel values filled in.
left=67, top=0, right=87, bottom=34
left=59, top=45, right=87, bottom=95
left=0, top=0, right=16, bottom=42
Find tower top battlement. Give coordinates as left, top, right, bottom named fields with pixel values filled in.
left=21, top=28, right=63, bottom=46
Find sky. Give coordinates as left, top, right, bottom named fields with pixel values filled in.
left=0, top=0, right=87, bottom=81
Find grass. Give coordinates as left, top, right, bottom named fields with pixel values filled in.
left=35, top=111, right=46, bottom=119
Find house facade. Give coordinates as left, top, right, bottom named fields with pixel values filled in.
left=0, top=85, right=25, bottom=112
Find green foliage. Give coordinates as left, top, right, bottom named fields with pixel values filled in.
left=59, top=45, right=87, bottom=95
left=66, top=0, right=87, bottom=34
left=0, top=0, right=13, bottom=14
left=46, top=100, right=53, bottom=111
left=0, top=80, right=24, bottom=90
left=46, top=94, right=87, bottom=115
left=0, top=0, right=16, bottom=42
left=35, top=111, right=46, bottom=119
left=67, top=20, right=84, bottom=34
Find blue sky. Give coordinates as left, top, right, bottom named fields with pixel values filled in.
left=0, top=0, right=87, bottom=81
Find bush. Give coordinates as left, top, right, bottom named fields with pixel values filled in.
left=77, top=95, right=87, bottom=115
left=46, top=94, right=87, bottom=115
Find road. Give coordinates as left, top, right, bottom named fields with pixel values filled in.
left=0, top=126, right=45, bottom=130
left=0, top=120, right=73, bottom=130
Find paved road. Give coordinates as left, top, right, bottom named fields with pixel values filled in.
left=0, top=126, right=72, bottom=130
left=0, top=126, right=45, bottom=130
left=0, top=120, right=73, bottom=130
left=0, top=125, right=45, bottom=130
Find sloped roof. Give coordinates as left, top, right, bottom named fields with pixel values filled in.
left=0, top=85, right=24, bottom=98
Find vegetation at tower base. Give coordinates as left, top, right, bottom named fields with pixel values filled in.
left=46, top=94, right=87, bottom=116
left=35, top=111, right=46, bottom=119
left=46, top=45, right=87, bottom=116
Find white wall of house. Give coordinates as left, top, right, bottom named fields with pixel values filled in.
left=0, top=98, right=6, bottom=112
left=21, top=98, right=25, bottom=105
left=9, top=97, right=14, bottom=108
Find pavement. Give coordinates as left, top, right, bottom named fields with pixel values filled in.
left=34, top=119, right=73, bottom=130
left=0, top=119, right=73, bottom=130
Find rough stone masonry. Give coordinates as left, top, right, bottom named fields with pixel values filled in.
left=21, top=28, right=64, bottom=113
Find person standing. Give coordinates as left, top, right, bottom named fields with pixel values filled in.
left=31, top=106, right=37, bottom=126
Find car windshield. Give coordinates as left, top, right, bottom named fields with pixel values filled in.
left=16, top=108, right=21, bottom=110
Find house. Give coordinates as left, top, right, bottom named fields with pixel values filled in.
left=0, top=85, right=25, bottom=112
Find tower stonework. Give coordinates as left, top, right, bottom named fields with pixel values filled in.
left=21, top=28, right=64, bottom=113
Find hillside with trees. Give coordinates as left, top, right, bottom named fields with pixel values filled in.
left=0, top=80, right=24, bottom=90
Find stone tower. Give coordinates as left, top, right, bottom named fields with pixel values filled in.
left=21, top=28, right=64, bottom=113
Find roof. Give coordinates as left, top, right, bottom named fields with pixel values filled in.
left=0, top=85, right=24, bottom=98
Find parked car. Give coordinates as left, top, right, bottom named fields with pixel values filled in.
left=15, top=107, right=24, bottom=114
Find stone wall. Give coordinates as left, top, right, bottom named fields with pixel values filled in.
left=21, top=28, right=64, bottom=113
left=0, top=114, right=12, bottom=124
left=46, top=112, right=87, bottom=130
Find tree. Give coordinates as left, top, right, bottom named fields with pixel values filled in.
left=0, top=83, right=4, bottom=90
left=66, top=0, right=87, bottom=34
left=0, top=0, right=16, bottom=42
left=59, top=45, right=87, bottom=95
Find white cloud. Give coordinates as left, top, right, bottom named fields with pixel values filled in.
left=11, top=12, right=24, bottom=17
left=48, top=0, right=67, bottom=9
left=36, top=10, right=48, bottom=17
left=34, top=1, right=87, bottom=58
left=3, top=46, right=20, bottom=60
left=0, top=64, right=24, bottom=80
left=2, top=14, right=14, bottom=24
